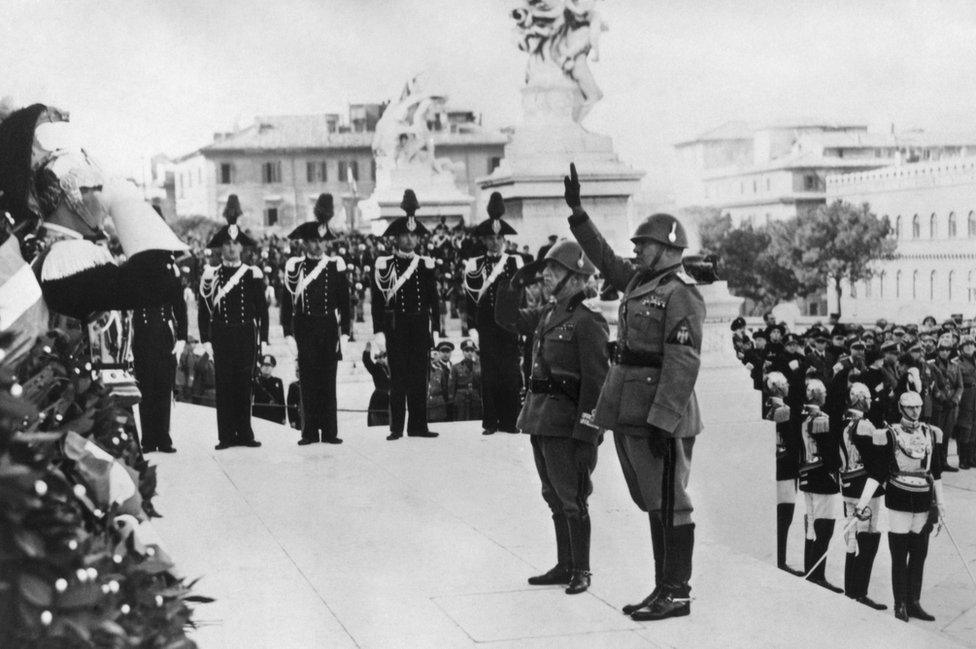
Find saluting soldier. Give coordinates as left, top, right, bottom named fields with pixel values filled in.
left=565, top=164, right=704, bottom=621
left=371, top=190, right=440, bottom=440
left=463, top=192, right=524, bottom=435
left=495, top=240, right=609, bottom=595
left=199, top=196, right=268, bottom=450
left=282, top=193, right=351, bottom=445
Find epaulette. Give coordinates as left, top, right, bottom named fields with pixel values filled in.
left=375, top=256, right=391, bottom=270
left=464, top=257, right=479, bottom=272
left=422, top=256, right=436, bottom=269
left=250, top=265, right=263, bottom=278
left=675, top=269, right=697, bottom=285
left=333, top=256, right=347, bottom=272
left=40, top=239, right=115, bottom=282
left=284, top=257, right=302, bottom=273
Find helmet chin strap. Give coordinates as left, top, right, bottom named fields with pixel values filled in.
left=550, top=271, right=575, bottom=301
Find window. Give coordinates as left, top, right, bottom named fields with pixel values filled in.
left=948, top=270, right=954, bottom=301
left=219, top=163, right=233, bottom=184
left=349, top=160, right=359, bottom=181
left=969, top=211, right=976, bottom=237
left=488, top=157, right=501, bottom=173
left=370, top=159, right=377, bottom=181
left=912, top=270, right=918, bottom=299
left=178, top=173, right=184, bottom=198
left=895, top=215, right=901, bottom=238
left=949, top=212, right=957, bottom=237
left=262, top=161, right=282, bottom=184
left=930, top=213, right=937, bottom=238
left=265, top=207, right=278, bottom=226
left=912, top=214, right=920, bottom=238
left=930, top=270, right=937, bottom=300
left=306, top=161, right=327, bottom=183
left=895, top=270, right=901, bottom=298
left=879, top=271, right=885, bottom=299
left=803, top=174, right=818, bottom=191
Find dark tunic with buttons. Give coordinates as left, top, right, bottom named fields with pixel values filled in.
left=371, top=253, right=440, bottom=434
left=199, top=263, right=269, bottom=445
left=281, top=255, right=351, bottom=441
left=451, top=358, right=482, bottom=421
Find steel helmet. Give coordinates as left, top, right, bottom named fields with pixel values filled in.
left=543, top=240, right=597, bottom=276
left=631, top=213, right=688, bottom=249
left=805, top=378, right=827, bottom=405
left=848, top=382, right=872, bottom=410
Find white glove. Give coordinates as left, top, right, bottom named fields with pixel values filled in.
left=172, top=340, right=186, bottom=359
left=260, top=342, right=270, bottom=356
left=285, top=336, right=298, bottom=357
left=203, top=342, right=214, bottom=358
left=469, top=328, right=479, bottom=347
left=372, top=332, right=386, bottom=358
left=340, top=334, right=350, bottom=344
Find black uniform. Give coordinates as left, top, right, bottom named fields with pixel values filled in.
left=282, top=255, right=351, bottom=443
left=199, top=263, right=269, bottom=446
left=252, top=375, right=286, bottom=424
left=371, top=253, right=440, bottom=436
left=132, top=259, right=188, bottom=452
left=463, top=253, right=524, bottom=433
left=362, top=350, right=391, bottom=427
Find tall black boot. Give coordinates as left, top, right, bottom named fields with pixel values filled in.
left=853, top=532, right=887, bottom=610
left=631, top=523, right=694, bottom=621
left=803, top=515, right=815, bottom=576
left=623, top=512, right=665, bottom=614
left=777, top=503, right=803, bottom=575
left=528, top=513, right=572, bottom=585
left=960, top=442, right=972, bottom=470
left=889, top=532, right=910, bottom=621
left=806, top=518, right=843, bottom=592
left=565, top=514, right=591, bottom=594
left=906, top=533, right=935, bottom=621
left=844, top=551, right=857, bottom=598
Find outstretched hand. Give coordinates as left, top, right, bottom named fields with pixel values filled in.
left=563, top=163, right=581, bottom=208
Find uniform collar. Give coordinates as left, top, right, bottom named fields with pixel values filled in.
left=42, top=223, right=84, bottom=240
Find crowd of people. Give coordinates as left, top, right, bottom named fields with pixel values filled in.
left=732, top=311, right=961, bottom=621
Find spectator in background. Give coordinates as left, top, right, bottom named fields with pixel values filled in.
left=253, top=354, right=286, bottom=425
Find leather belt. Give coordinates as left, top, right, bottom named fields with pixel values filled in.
left=614, top=347, right=663, bottom=368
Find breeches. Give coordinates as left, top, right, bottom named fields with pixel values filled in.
left=614, top=432, right=695, bottom=527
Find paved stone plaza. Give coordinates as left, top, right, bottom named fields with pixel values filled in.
left=149, top=351, right=976, bottom=649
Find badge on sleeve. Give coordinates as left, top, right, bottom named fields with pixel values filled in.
left=666, top=318, right=695, bottom=347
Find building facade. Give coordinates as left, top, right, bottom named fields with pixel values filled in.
left=826, top=157, right=976, bottom=322
left=172, top=105, right=507, bottom=232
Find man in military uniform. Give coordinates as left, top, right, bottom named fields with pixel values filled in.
left=452, top=340, right=482, bottom=421
left=463, top=192, right=524, bottom=435
left=199, top=196, right=268, bottom=450
left=371, top=190, right=440, bottom=440
left=495, top=240, right=609, bottom=595
left=282, top=193, right=351, bottom=445
left=427, top=341, right=454, bottom=422
left=565, top=164, right=704, bottom=621
left=252, top=354, right=286, bottom=425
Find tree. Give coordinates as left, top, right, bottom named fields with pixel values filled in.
left=786, top=200, right=896, bottom=317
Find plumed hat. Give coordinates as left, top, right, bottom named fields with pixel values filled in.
left=313, top=193, right=334, bottom=223
left=400, top=189, right=419, bottom=215
left=208, top=195, right=255, bottom=248
left=383, top=189, right=428, bottom=237
left=289, top=193, right=336, bottom=241
left=473, top=192, right=516, bottom=237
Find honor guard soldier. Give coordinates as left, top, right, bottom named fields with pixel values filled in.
left=838, top=383, right=887, bottom=610
left=495, top=240, right=609, bottom=595
left=853, top=391, right=946, bottom=622
left=564, top=164, right=704, bottom=621
left=282, top=193, right=351, bottom=445
left=764, top=371, right=804, bottom=576
left=463, top=192, right=524, bottom=435
left=370, top=190, right=440, bottom=440
left=199, top=196, right=269, bottom=450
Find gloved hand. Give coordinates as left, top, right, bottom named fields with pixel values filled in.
left=854, top=505, right=873, bottom=521
left=260, top=341, right=270, bottom=356
left=647, top=425, right=670, bottom=458
left=203, top=342, right=214, bottom=358
left=172, top=339, right=185, bottom=359
left=469, top=328, right=479, bottom=347
left=563, top=162, right=581, bottom=209
left=285, top=335, right=298, bottom=357
left=372, top=332, right=386, bottom=358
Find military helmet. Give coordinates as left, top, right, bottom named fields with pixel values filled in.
left=805, top=378, right=827, bottom=405
left=631, top=213, right=688, bottom=249
left=543, top=240, right=596, bottom=276
left=848, top=382, right=872, bottom=410
left=765, top=371, right=788, bottom=398
left=898, top=391, right=923, bottom=409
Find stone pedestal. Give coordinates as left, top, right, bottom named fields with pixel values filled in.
left=478, top=82, right=644, bottom=252
left=361, top=166, right=473, bottom=235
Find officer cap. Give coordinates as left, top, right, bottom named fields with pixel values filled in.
left=260, top=354, right=276, bottom=367
left=784, top=333, right=801, bottom=345
left=908, top=342, right=923, bottom=353
left=730, top=316, right=746, bottom=331
left=436, top=341, right=455, bottom=352
left=861, top=329, right=877, bottom=339
left=460, top=339, right=478, bottom=352
left=831, top=325, right=846, bottom=338
left=813, top=331, right=829, bottom=343
left=849, top=340, right=866, bottom=351
left=892, top=327, right=906, bottom=336
left=631, top=213, right=688, bottom=249
left=880, top=340, right=899, bottom=353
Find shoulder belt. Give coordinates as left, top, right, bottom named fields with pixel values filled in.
left=380, top=255, right=422, bottom=304
left=213, top=264, right=251, bottom=309
left=293, top=255, right=333, bottom=301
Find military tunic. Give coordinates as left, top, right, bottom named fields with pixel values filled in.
left=281, top=255, right=351, bottom=442
left=371, top=253, right=440, bottom=435
left=427, top=359, right=453, bottom=422
left=199, top=263, right=269, bottom=446
left=463, top=253, right=524, bottom=432
left=451, top=358, right=482, bottom=421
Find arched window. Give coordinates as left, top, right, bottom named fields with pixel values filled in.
left=912, top=270, right=919, bottom=299
left=949, top=212, right=957, bottom=237
left=930, top=270, right=937, bottom=300
left=879, top=270, right=886, bottom=299
left=969, top=211, right=976, bottom=237
left=948, top=270, right=954, bottom=301
left=896, top=270, right=902, bottom=298
left=895, top=215, right=902, bottom=238
left=912, top=215, right=920, bottom=238
left=930, top=213, right=938, bottom=238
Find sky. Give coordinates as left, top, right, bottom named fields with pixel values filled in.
left=4, top=0, right=976, bottom=194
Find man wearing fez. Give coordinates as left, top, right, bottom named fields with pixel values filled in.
left=564, top=164, right=705, bottom=621
left=371, top=190, right=440, bottom=440
left=199, top=195, right=268, bottom=450
left=462, top=192, right=524, bottom=435
left=282, top=193, right=351, bottom=445
left=495, top=240, right=609, bottom=595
